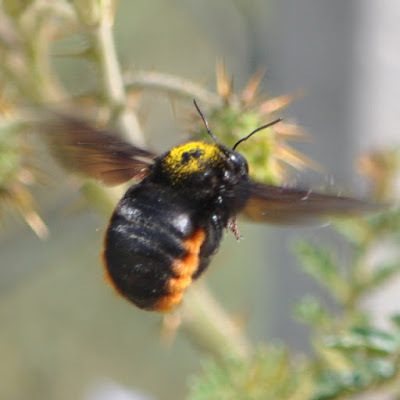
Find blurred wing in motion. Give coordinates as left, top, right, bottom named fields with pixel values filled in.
left=42, top=116, right=156, bottom=186
left=243, top=182, right=383, bottom=225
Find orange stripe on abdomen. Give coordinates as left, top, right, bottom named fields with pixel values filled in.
left=154, top=228, right=206, bottom=312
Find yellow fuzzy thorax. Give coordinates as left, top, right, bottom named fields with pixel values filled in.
left=161, top=142, right=223, bottom=183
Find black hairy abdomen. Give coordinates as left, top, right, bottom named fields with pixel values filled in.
left=103, top=181, right=226, bottom=310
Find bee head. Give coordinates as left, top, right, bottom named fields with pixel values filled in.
left=156, top=141, right=250, bottom=183
left=153, top=142, right=249, bottom=198
left=151, top=100, right=280, bottom=202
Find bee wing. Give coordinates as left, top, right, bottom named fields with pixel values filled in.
left=242, top=182, right=382, bottom=225
left=43, top=116, right=156, bottom=186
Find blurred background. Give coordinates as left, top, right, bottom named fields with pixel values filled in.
left=0, top=1, right=399, bottom=399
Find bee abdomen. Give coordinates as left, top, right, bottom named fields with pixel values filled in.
left=152, top=228, right=206, bottom=311
left=103, top=185, right=212, bottom=311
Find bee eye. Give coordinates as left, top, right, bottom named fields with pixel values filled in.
left=229, top=152, right=248, bottom=174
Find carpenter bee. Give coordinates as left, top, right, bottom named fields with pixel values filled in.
left=45, top=101, right=380, bottom=312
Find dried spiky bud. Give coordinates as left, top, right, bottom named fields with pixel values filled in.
left=193, top=64, right=317, bottom=185
left=357, top=149, right=400, bottom=201
left=0, top=115, right=48, bottom=238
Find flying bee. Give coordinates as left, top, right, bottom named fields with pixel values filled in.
left=44, top=101, right=380, bottom=312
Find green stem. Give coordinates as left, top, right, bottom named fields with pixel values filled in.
left=180, top=283, right=251, bottom=361
left=125, top=71, right=222, bottom=106
left=73, top=71, right=222, bottom=110
left=91, top=17, right=144, bottom=146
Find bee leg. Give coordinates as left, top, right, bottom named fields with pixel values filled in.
left=227, top=217, right=242, bottom=241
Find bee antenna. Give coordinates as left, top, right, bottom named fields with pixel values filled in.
left=232, top=117, right=283, bottom=151
left=193, top=99, right=218, bottom=143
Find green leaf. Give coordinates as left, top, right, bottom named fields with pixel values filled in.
left=391, top=314, right=400, bottom=330
left=369, top=262, right=400, bottom=288
left=188, top=346, right=313, bottom=400
left=367, top=207, right=400, bottom=236
left=314, top=358, right=396, bottom=400
left=323, top=327, right=400, bottom=355
left=293, top=296, right=329, bottom=328
left=294, top=240, right=350, bottom=302
left=332, top=219, right=371, bottom=247
left=314, top=370, right=362, bottom=400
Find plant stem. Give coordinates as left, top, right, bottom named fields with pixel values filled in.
left=180, top=283, right=251, bottom=361
left=91, top=15, right=145, bottom=146
left=125, top=71, right=222, bottom=106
